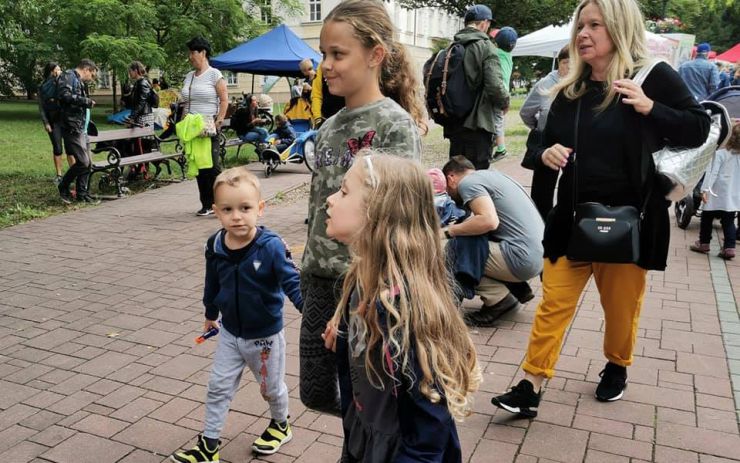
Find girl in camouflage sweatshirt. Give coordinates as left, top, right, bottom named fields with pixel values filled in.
left=299, top=0, right=426, bottom=414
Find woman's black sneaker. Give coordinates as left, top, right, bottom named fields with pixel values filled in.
left=491, top=379, right=541, bottom=418
left=595, top=362, right=627, bottom=402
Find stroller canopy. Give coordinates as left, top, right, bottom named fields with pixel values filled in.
left=211, top=25, right=321, bottom=77
left=708, top=85, right=740, bottom=120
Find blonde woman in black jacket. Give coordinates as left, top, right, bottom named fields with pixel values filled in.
left=491, top=0, right=710, bottom=418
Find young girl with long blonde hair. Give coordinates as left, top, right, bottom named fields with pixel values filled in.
left=300, top=0, right=427, bottom=414
left=322, top=153, right=480, bottom=462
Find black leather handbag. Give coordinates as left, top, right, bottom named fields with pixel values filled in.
left=565, top=100, right=645, bottom=264
left=567, top=202, right=641, bottom=263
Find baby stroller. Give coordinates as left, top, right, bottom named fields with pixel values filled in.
left=675, top=86, right=740, bottom=229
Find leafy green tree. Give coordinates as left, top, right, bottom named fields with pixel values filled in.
left=0, top=0, right=303, bottom=101
left=0, top=0, right=57, bottom=98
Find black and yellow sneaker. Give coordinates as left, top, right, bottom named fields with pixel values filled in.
left=252, top=418, right=292, bottom=455
left=170, top=434, right=220, bottom=463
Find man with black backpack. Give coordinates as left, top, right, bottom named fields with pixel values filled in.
left=426, top=4, right=509, bottom=170
left=57, top=59, right=99, bottom=204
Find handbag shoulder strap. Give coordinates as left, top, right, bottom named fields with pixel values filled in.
left=571, top=99, right=582, bottom=215
left=631, top=59, right=666, bottom=88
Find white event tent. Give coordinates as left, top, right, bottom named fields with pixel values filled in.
left=512, top=22, right=680, bottom=67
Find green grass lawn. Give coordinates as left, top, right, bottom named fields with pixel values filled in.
left=0, top=96, right=529, bottom=229
left=0, top=100, right=260, bottom=228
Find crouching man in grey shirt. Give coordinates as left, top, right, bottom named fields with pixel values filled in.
left=443, top=155, right=544, bottom=325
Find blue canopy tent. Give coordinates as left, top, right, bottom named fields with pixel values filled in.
left=211, top=25, right=321, bottom=90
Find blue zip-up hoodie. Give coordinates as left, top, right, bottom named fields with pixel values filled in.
left=203, top=227, right=303, bottom=340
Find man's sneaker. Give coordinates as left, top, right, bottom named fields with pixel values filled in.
left=492, top=149, right=508, bottom=162
left=595, top=362, right=628, bottom=402
left=53, top=175, right=63, bottom=185
left=464, top=293, right=519, bottom=327
left=170, top=434, right=220, bottom=463
left=252, top=418, right=292, bottom=455
left=491, top=379, right=541, bottom=418
left=78, top=195, right=101, bottom=205
left=689, top=241, right=710, bottom=254
left=505, top=281, right=535, bottom=304
left=59, top=187, right=73, bottom=205
left=196, top=208, right=214, bottom=217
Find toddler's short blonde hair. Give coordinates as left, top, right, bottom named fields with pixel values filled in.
left=213, top=166, right=261, bottom=199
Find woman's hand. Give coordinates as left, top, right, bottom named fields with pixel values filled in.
left=44, top=124, right=52, bottom=133
left=701, top=191, right=709, bottom=204
left=321, top=320, right=338, bottom=352
left=614, top=79, right=654, bottom=115
left=215, top=118, right=224, bottom=130
left=542, top=144, right=573, bottom=171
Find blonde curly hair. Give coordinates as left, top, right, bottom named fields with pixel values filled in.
left=332, top=153, right=480, bottom=421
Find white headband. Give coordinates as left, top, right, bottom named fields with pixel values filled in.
left=364, top=156, right=379, bottom=189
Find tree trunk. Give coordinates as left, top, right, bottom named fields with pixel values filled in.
left=112, top=72, right=118, bottom=113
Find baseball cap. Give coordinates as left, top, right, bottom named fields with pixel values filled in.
left=464, top=4, right=493, bottom=23
left=697, top=43, right=711, bottom=54
left=494, top=26, right=518, bottom=52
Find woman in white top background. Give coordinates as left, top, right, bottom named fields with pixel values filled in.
left=182, top=36, right=229, bottom=216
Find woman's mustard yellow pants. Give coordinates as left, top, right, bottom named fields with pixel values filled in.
left=523, top=257, right=647, bottom=379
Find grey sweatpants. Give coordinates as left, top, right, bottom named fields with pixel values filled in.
left=204, top=329, right=288, bottom=439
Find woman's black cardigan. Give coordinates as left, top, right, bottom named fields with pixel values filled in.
left=541, top=62, right=711, bottom=271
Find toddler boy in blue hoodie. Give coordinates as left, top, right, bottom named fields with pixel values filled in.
left=171, top=166, right=302, bottom=463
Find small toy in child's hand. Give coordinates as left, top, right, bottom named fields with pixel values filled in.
left=195, top=327, right=219, bottom=344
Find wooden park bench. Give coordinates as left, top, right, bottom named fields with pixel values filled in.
left=88, top=126, right=185, bottom=198
left=218, top=118, right=252, bottom=164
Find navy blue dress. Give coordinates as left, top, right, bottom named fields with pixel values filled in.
left=336, top=290, right=462, bottom=463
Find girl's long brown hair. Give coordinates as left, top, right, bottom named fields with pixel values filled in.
left=325, top=0, right=428, bottom=134
left=332, top=153, right=480, bottom=420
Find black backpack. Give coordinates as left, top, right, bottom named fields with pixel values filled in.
left=147, top=84, right=160, bottom=108
left=423, top=41, right=477, bottom=126
left=39, top=77, right=61, bottom=114
left=230, top=107, right=251, bottom=136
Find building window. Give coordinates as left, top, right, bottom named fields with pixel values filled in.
left=97, top=70, right=111, bottom=89
left=259, top=0, right=273, bottom=24
left=309, top=0, right=321, bottom=22
left=223, top=71, right=238, bottom=86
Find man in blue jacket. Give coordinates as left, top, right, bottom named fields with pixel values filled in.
left=678, top=43, right=719, bottom=102
left=57, top=59, right=98, bottom=204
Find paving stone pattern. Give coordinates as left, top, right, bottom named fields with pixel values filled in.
left=1, top=160, right=738, bottom=462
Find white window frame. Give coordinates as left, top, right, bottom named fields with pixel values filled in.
left=309, top=0, right=321, bottom=22
left=223, top=71, right=238, bottom=86
left=260, top=0, right=273, bottom=24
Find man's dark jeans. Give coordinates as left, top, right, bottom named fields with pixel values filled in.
left=59, top=129, right=90, bottom=196
left=448, top=127, right=494, bottom=170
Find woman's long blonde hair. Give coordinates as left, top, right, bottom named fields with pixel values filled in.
left=331, top=153, right=480, bottom=421
left=553, top=0, right=651, bottom=111
left=325, top=0, right=428, bottom=134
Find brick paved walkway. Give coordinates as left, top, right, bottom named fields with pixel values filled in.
left=1, top=159, right=738, bottom=462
